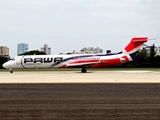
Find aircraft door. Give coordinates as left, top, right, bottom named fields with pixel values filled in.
left=16, top=57, right=21, bottom=65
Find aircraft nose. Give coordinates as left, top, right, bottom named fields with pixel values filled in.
left=3, top=62, right=10, bottom=69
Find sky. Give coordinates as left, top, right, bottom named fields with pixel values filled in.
left=0, top=0, right=160, bottom=57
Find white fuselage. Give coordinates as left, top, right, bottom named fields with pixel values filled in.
left=3, top=53, right=132, bottom=69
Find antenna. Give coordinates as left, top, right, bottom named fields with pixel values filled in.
left=148, top=38, right=156, bottom=40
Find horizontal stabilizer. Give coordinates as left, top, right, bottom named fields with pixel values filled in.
left=123, top=37, right=148, bottom=54
left=131, top=37, right=148, bottom=42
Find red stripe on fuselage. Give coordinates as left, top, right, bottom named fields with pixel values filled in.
left=91, top=58, right=121, bottom=68
left=121, top=55, right=129, bottom=62
left=60, top=59, right=99, bottom=68
left=61, top=55, right=130, bottom=68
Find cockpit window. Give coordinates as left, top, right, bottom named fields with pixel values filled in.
left=10, top=58, right=15, bottom=61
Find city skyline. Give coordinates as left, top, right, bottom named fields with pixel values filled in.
left=1, top=42, right=107, bottom=56
left=2, top=42, right=160, bottom=57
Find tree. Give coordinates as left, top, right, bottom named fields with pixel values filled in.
left=154, top=55, right=160, bottom=67
left=0, top=55, right=9, bottom=69
left=150, top=44, right=156, bottom=58
left=149, top=44, right=156, bottom=67
left=19, top=50, right=46, bottom=55
left=136, top=48, right=149, bottom=67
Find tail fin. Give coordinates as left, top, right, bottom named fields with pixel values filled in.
left=123, top=37, right=148, bottom=54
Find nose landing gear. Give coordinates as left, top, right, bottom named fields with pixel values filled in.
left=10, top=69, right=13, bottom=73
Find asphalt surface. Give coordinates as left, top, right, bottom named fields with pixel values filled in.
left=0, top=83, right=160, bottom=120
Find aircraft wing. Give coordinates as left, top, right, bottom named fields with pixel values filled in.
left=66, top=61, right=100, bottom=67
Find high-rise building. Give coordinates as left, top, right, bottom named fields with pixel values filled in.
left=41, top=44, right=51, bottom=55
left=0, top=46, right=9, bottom=56
left=17, top=43, right=28, bottom=55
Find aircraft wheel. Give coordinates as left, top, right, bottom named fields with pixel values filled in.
left=81, top=68, right=87, bottom=73
left=10, top=69, right=13, bottom=73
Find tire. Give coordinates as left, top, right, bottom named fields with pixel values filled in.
left=10, top=69, right=13, bottom=73
left=81, top=68, right=87, bottom=73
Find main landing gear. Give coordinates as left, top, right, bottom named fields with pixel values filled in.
left=10, top=69, right=13, bottom=73
left=81, top=67, right=87, bottom=73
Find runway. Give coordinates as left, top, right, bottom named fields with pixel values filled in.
left=0, top=70, right=160, bottom=83
left=1, top=71, right=160, bottom=119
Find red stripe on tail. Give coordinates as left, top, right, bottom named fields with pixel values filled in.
left=125, top=37, right=148, bottom=53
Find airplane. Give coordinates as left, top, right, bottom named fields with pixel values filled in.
left=3, top=37, right=148, bottom=73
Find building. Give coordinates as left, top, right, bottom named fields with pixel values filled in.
left=0, top=46, right=9, bottom=56
left=41, top=44, right=51, bottom=55
left=142, top=44, right=160, bottom=56
left=157, top=46, right=160, bottom=56
left=72, top=47, right=103, bottom=54
left=17, top=43, right=28, bottom=55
